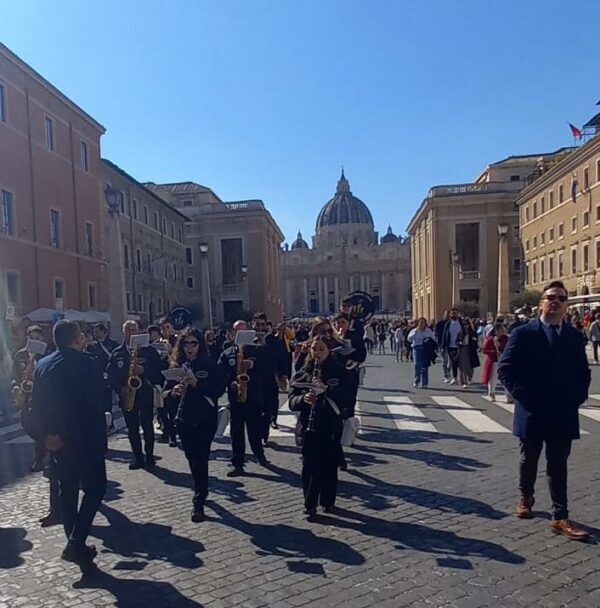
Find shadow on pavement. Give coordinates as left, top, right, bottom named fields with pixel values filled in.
left=0, top=527, right=33, bottom=568
left=93, top=504, right=204, bottom=569
left=358, top=428, right=493, bottom=445
left=0, top=443, right=37, bottom=489
left=74, top=570, right=205, bottom=607
left=316, top=507, right=524, bottom=565
left=206, top=500, right=365, bottom=566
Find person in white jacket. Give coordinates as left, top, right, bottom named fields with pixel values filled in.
left=407, top=318, right=435, bottom=388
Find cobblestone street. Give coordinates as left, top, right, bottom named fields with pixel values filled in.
left=1, top=354, right=600, bottom=607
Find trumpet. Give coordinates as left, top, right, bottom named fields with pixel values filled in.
left=122, top=346, right=142, bottom=412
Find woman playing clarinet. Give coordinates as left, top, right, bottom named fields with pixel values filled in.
left=163, top=328, right=225, bottom=522
left=289, top=337, right=350, bottom=517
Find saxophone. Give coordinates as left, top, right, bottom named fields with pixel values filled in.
left=13, top=354, right=35, bottom=410
left=236, top=344, right=249, bottom=403
left=122, top=346, right=143, bottom=412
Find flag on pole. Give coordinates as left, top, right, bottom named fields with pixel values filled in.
left=572, top=173, right=578, bottom=203
left=569, top=123, right=583, bottom=139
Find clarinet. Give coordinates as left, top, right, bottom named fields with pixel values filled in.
left=174, top=362, right=191, bottom=426
left=307, top=359, right=321, bottom=433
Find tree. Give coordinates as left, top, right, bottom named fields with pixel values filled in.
left=453, top=300, right=480, bottom=319
left=510, top=290, right=542, bottom=311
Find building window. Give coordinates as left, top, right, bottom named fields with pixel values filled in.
left=525, top=239, right=530, bottom=251
left=119, top=191, right=125, bottom=214
left=532, top=236, right=537, bottom=248
left=172, top=261, right=177, bottom=280
left=143, top=205, right=149, bottom=225
left=559, top=184, right=564, bottom=203
left=50, top=209, right=60, bottom=247
left=6, top=271, right=19, bottom=304
left=583, top=243, right=590, bottom=271
left=178, top=228, right=183, bottom=243
left=123, top=243, right=130, bottom=269
left=137, top=294, right=143, bottom=311
left=80, top=141, right=88, bottom=171
left=170, top=222, right=175, bottom=239
left=158, top=297, right=163, bottom=313
left=549, top=227, right=554, bottom=242
left=126, top=197, right=131, bottom=217
left=132, top=199, right=138, bottom=220
left=126, top=292, right=132, bottom=311
left=533, top=201, right=537, bottom=218
left=183, top=200, right=193, bottom=207
left=540, top=259, right=545, bottom=282
left=513, top=258, right=521, bottom=273
left=153, top=212, right=159, bottom=230
left=525, top=206, right=530, bottom=222
left=540, top=231, right=545, bottom=246
left=540, top=197, right=545, bottom=214
left=88, top=283, right=97, bottom=309
left=54, top=278, right=64, bottom=301
left=558, top=222, right=564, bottom=238
left=186, top=277, right=194, bottom=289
left=571, top=248, right=577, bottom=274
left=584, top=167, right=590, bottom=190
left=597, top=159, right=600, bottom=183
left=510, top=175, right=520, bottom=182
left=0, top=82, right=6, bottom=122
left=558, top=252, right=564, bottom=276
left=185, top=247, right=193, bottom=265
left=549, top=190, right=554, bottom=208
left=549, top=256, right=554, bottom=279
left=162, top=217, right=167, bottom=234
left=532, top=262, right=537, bottom=284
left=596, top=241, right=600, bottom=268
left=84, top=222, right=93, bottom=256
left=571, top=216, right=578, bottom=233
left=44, top=116, right=54, bottom=150
left=512, top=225, right=519, bottom=239
left=1, top=190, right=14, bottom=235
left=146, top=252, right=152, bottom=274
left=136, top=248, right=142, bottom=272
left=584, top=211, right=590, bottom=227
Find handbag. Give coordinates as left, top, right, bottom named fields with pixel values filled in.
left=215, top=406, right=230, bottom=438
left=341, top=416, right=360, bottom=447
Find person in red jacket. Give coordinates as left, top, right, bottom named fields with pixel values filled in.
left=481, top=323, right=508, bottom=400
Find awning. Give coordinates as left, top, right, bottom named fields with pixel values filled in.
left=24, top=308, right=111, bottom=323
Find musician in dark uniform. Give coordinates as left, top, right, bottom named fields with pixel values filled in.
left=218, top=318, right=268, bottom=477
left=32, top=320, right=107, bottom=573
left=163, top=328, right=225, bottom=522
left=254, top=314, right=288, bottom=444
left=86, top=323, right=118, bottom=419
left=105, top=320, right=167, bottom=470
left=289, top=336, right=350, bottom=517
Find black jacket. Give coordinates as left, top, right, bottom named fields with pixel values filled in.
left=218, top=343, right=264, bottom=407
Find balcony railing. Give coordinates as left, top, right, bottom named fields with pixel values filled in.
left=220, top=283, right=244, bottom=297
left=459, top=271, right=482, bottom=280
left=428, top=181, right=522, bottom=198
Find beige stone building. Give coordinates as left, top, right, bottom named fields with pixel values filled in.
left=146, top=182, right=284, bottom=325
left=0, top=42, right=108, bottom=341
left=518, top=117, right=600, bottom=298
left=102, top=160, right=190, bottom=330
left=283, top=172, right=410, bottom=316
left=407, top=153, right=569, bottom=320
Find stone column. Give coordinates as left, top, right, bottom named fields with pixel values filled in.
left=323, top=276, right=329, bottom=313
left=497, top=225, right=510, bottom=315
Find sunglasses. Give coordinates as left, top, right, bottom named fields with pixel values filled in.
left=183, top=340, right=200, bottom=347
left=543, top=295, right=567, bottom=302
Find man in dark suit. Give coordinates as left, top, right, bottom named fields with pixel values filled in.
left=498, top=280, right=591, bottom=541
left=31, top=320, right=107, bottom=572
left=86, top=323, right=118, bottom=419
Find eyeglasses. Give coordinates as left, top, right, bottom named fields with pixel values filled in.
left=183, top=340, right=200, bottom=347
left=543, top=295, right=568, bottom=302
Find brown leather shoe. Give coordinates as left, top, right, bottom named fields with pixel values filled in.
left=516, top=496, right=535, bottom=519
left=550, top=519, right=590, bottom=541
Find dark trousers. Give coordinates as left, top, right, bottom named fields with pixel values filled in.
left=519, top=437, right=572, bottom=520
left=162, top=401, right=178, bottom=443
left=262, top=381, right=280, bottom=441
left=179, top=422, right=216, bottom=508
left=54, top=447, right=106, bottom=547
left=48, top=456, right=62, bottom=516
left=448, top=347, right=459, bottom=379
left=230, top=403, right=265, bottom=468
left=302, top=434, right=338, bottom=510
left=124, top=403, right=155, bottom=460
left=593, top=341, right=599, bottom=363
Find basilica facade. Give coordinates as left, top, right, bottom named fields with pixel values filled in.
left=283, top=172, right=411, bottom=317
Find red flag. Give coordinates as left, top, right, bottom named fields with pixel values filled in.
left=569, top=122, right=582, bottom=139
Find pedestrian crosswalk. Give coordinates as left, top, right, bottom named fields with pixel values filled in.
left=375, top=393, right=600, bottom=437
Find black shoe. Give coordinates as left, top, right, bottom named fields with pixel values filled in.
left=30, top=459, right=45, bottom=473
left=323, top=506, right=336, bottom=514
left=304, top=507, right=317, bottom=517
left=145, top=455, right=156, bottom=468
left=128, top=458, right=144, bottom=470
left=158, top=435, right=169, bottom=444
left=258, top=457, right=269, bottom=467
left=169, top=441, right=178, bottom=448
left=262, top=440, right=271, bottom=448
left=40, top=512, right=62, bottom=528
left=61, top=543, right=96, bottom=572
left=191, top=507, right=205, bottom=523
left=339, top=462, right=348, bottom=471
left=270, top=421, right=279, bottom=430
left=227, top=467, right=245, bottom=477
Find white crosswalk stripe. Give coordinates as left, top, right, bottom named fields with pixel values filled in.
left=383, top=396, right=438, bottom=433
left=430, top=395, right=510, bottom=433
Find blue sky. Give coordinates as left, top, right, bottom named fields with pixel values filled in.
left=2, top=0, right=599, bottom=244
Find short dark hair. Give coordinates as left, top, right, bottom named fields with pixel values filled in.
left=253, top=312, right=267, bottom=322
left=158, top=316, right=172, bottom=326
left=53, top=320, right=81, bottom=349
left=94, top=323, right=107, bottom=333
left=147, top=324, right=160, bottom=334
left=542, top=280, right=567, bottom=297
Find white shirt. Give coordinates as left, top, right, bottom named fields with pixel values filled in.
left=408, top=327, right=434, bottom=347
left=448, top=319, right=461, bottom=347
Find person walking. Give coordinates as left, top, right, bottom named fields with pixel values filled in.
left=589, top=313, right=600, bottom=364
left=498, top=281, right=591, bottom=541
left=407, top=318, right=435, bottom=388
left=441, top=309, right=462, bottom=385
left=456, top=319, right=478, bottom=388
left=435, top=311, right=450, bottom=381
left=481, top=323, right=508, bottom=400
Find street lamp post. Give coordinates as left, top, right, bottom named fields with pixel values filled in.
left=199, top=243, right=213, bottom=328
left=451, top=252, right=460, bottom=307
left=241, top=264, right=248, bottom=311
left=497, top=224, right=510, bottom=316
